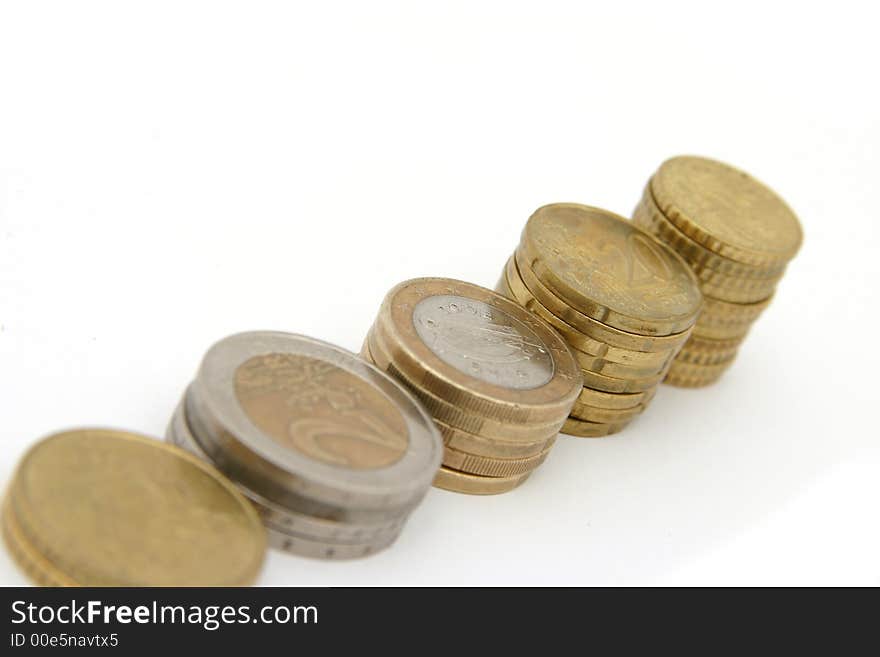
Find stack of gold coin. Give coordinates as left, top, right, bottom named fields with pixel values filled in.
left=168, top=331, right=443, bottom=559
left=497, top=203, right=703, bottom=435
left=632, top=156, right=803, bottom=387
left=362, top=278, right=583, bottom=495
left=3, top=429, right=266, bottom=586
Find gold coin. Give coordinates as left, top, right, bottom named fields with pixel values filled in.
left=442, top=442, right=552, bottom=478
left=577, top=384, right=656, bottom=410
left=691, top=321, right=751, bottom=341
left=372, top=277, right=582, bottom=425
left=650, top=156, right=803, bottom=268
left=2, top=499, right=73, bottom=586
left=701, top=294, right=773, bottom=323
left=561, top=417, right=631, bottom=438
left=509, top=253, right=692, bottom=353
left=5, top=429, right=266, bottom=586
left=569, top=400, right=644, bottom=424
left=518, top=203, right=703, bottom=336
left=570, top=345, right=670, bottom=379
left=498, top=264, right=676, bottom=368
left=633, top=188, right=787, bottom=280
left=433, top=466, right=530, bottom=495
left=434, top=417, right=556, bottom=460
left=366, top=330, right=566, bottom=443
left=675, top=335, right=743, bottom=366
left=665, top=359, right=733, bottom=387
left=580, top=365, right=666, bottom=394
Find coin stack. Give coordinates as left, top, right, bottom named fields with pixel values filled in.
left=2, top=429, right=266, bottom=586
left=497, top=204, right=703, bottom=436
left=632, top=156, right=803, bottom=386
left=167, top=331, right=443, bottom=559
left=362, top=278, right=582, bottom=495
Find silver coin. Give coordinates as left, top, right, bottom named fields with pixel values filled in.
left=166, top=396, right=411, bottom=544
left=187, top=332, right=442, bottom=514
left=263, top=520, right=401, bottom=561
left=412, top=294, right=555, bottom=390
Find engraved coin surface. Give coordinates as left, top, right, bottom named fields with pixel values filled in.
left=519, top=203, right=702, bottom=334
left=651, top=156, right=803, bottom=264
left=234, top=353, right=409, bottom=469
left=412, top=294, right=554, bottom=390
left=5, top=429, right=266, bottom=586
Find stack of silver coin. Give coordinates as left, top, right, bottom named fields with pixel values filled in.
left=166, top=331, right=442, bottom=560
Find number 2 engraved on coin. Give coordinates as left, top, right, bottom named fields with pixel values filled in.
left=412, top=294, right=554, bottom=390
left=234, top=354, right=409, bottom=469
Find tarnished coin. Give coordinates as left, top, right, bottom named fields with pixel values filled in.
left=433, top=466, right=531, bottom=495
left=371, top=278, right=582, bottom=425
left=518, top=203, right=703, bottom=336
left=3, top=429, right=266, bottom=586
left=188, top=332, right=443, bottom=515
left=650, top=156, right=803, bottom=268
left=366, top=329, right=566, bottom=445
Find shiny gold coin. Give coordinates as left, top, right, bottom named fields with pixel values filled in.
left=442, top=442, right=552, bottom=478
left=372, top=277, right=582, bottom=425
left=632, top=188, right=787, bottom=280
left=569, top=400, right=644, bottom=424
left=561, top=417, right=631, bottom=438
left=366, top=330, right=565, bottom=444
left=508, top=254, right=692, bottom=353
left=570, top=345, right=670, bottom=379
left=2, top=498, right=73, bottom=586
left=577, top=384, right=656, bottom=410
left=518, top=203, right=703, bottom=335
left=650, top=156, right=803, bottom=268
left=675, top=335, right=743, bottom=366
left=498, top=265, right=676, bottom=368
left=434, top=417, right=557, bottom=460
left=433, top=466, right=531, bottom=495
left=6, top=429, right=266, bottom=586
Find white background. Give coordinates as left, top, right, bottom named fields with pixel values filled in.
left=1, top=1, right=877, bottom=586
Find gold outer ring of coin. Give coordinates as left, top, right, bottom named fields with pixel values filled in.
left=497, top=270, right=677, bottom=369
left=7, top=429, right=266, bottom=587
left=505, top=254, right=692, bottom=354
left=442, top=441, right=552, bottom=478
left=365, top=332, right=566, bottom=445
left=373, top=277, right=582, bottom=425
left=517, top=203, right=703, bottom=336
left=577, top=384, right=655, bottom=411
left=570, top=398, right=645, bottom=424
left=562, top=417, right=632, bottom=438
left=632, top=188, right=788, bottom=280
left=433, top=466, right=531, bottom=495
left=650, top=156, right=803, bottom=268
left=2, top=497, right=75, bottom=586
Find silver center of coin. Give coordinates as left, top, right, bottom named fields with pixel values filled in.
left=412, top=295, right=554, bottom=390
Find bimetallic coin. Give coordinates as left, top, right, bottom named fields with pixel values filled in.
left=264, top=520, right=401, bottom=560
left=367, top=327, right=568, bottom=443
left=167, top=396, right=409, bottom=544
left=373, top=278, right=582, bottom=425
left=651, top=156, right=803, bottom=268
left=4, top=429, right=266, bottom=586
left=433, top=466, right=531, bottom=495
left=518, top=203, right=702, bottom=336
left=561, top=417, right=631, bottom=438
left=189, top=332, right=442, bottom=514
left=511, top=253, right=693, bottom=353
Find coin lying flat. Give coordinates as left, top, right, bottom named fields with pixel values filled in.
left=373, top=278, right=582, bottom=426
left=561, top=417, right=632, bottom=438
left=651, top=156, right=803, bottom=268
left=3, top=429, right=266, bottom=586
left=518, top=203, right=703, bottom=336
